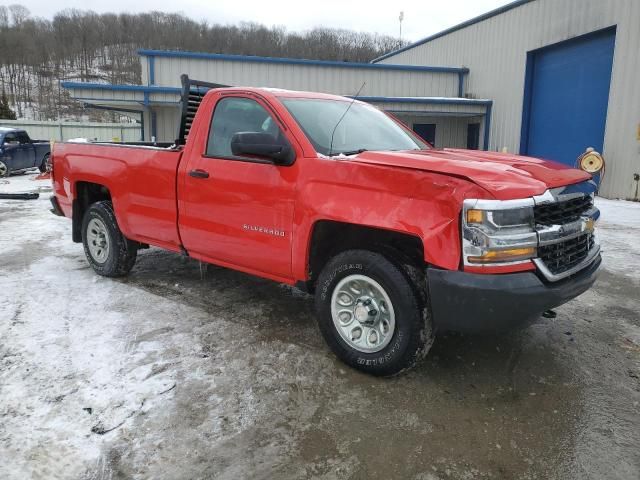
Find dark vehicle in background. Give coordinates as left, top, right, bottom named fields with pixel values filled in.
left=0, top=127, right=51, bottom=177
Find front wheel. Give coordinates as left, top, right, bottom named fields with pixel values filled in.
left=0, top=160, right=9, bottom=177
left=81, top=201, right=137, bottom=277
left=315, top=250, right=434, bottom=376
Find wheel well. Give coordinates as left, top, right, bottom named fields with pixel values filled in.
left=72, top=182, right=112, bottom=242
left=306, top=220, right=424, bottom=292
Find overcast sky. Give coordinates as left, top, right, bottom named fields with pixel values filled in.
left=17, top=0, right=513, bottom=42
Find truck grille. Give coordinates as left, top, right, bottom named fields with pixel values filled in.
left=538, top=233, right=595, bottom=275
left=534, top=195, right=593, bottom=226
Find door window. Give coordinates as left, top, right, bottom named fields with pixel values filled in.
left=3, top=133, right=19, bottom=145
left=17, top=132, right=30, bottom=144
left=206, top=97, right=285, bottom=158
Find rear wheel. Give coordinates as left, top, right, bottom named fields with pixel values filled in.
left=0, top=160, right=8, bottom=177
left=315, top=249, right=434, bottom=376
left=39, top=153, right=50, bottom=173
left=82, top=201, right=137, bottom=277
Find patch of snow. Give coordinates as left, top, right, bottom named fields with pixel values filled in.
left=0, top=173, right=343, bottom=478
left=316, top=152, right=357, bottom=159
left=595, top=196, right=640, bottom=283
left=0, top=172, right=52, bottom=195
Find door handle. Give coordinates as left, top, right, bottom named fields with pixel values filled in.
left=189, top=169, right=210, bottom=179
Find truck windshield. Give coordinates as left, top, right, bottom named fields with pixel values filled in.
left=280, top=98, right=428, bottom=156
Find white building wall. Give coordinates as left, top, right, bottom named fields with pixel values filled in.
left=145, top=56, right=462, bottom=98
left=366, top=101, right=486, bottom=116
left=144, top=107, right=181, bottom=143
left=0, top=120, right=141, bottom=142
left=368, top=101, right=488, bottom=148
left=72, top=88, right=143, bottom=103
left=394, top=115, right=481, bottom=149
left=377, top=0, right=640, bottom=199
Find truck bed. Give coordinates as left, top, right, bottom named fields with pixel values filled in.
left=52, top=141, right=184, bottom=252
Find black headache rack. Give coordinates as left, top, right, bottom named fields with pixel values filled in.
left=176, top=74, right=230, bottom=146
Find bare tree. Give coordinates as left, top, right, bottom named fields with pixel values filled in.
left=8, top=4, right=29, bottom=25
left=0, top=4, right=407, bottom=120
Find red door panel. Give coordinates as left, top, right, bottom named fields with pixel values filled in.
left=178, top=95, right=299, bottom=279
left=180, top=159, right=296, bottom=278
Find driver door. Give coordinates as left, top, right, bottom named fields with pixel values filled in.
left=179, top=95, right=299, bottom=280
left=16, top=131, right=36, bottom=168
left=2, top=132, right=26, bottom=170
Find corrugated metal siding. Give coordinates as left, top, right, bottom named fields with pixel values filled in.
left=72, top=88, right=143, bottom=103
left=0, top=120, right=141, bottom=142
left=378, top=0, right=640, bottom=199
left=150, top=107, right=181, bottom=143
left=396, top=115, right=480, bottom=148
left=148, top=92, right=180, bottom=105
left=367, top=101, right=486, bottom=116
left=148, top=57, right=460, bottom=98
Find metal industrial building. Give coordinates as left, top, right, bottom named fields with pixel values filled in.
left=62, top=52, right=489, bottom=152
left=374, top=0, right=640, bottom=200
left=63, top=0, right=639, bottom=199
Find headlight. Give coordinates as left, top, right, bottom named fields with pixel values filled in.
left=465, top=207, right=534, bottom=230
left=462, top=198, right=537, bottom=266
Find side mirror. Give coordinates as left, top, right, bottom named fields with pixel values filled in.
left=230, top=132, right=294, bottom=166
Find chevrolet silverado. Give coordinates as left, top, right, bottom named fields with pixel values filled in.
left=50, top=77, right=601, bottom=375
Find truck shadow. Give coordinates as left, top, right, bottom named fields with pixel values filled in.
left=124, top=248, right=571, bottom=385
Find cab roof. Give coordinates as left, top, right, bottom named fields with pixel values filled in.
left=212, top=86, right=355, bottom=102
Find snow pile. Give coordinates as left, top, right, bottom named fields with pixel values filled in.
left=595, top=197, right=640, bottom=283
left=0, top=171, right=52, bottom=195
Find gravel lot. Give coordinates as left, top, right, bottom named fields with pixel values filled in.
left=1, top=172, right=639, bottom=480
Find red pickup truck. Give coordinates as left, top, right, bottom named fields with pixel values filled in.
left=50, top=77, right=601, bottom=375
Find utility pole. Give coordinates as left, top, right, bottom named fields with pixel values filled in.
left=399, top=11, right=404, bottom=40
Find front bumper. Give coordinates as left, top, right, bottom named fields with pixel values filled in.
left=427, top=254, right=601, bottom=333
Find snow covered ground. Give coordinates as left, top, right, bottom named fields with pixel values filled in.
left=0, top=173, right=638, bottom=479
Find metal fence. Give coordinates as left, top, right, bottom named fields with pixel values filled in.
left=0, top=120, right=142, bottom=142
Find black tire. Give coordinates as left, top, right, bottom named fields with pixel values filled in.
left=0, top=160, right=9, bottom=178
left=81, top=201, right=137, bottom=277
left=39, top=153, right=50, bottom=173
left=315, top=250, right=434, bottom=376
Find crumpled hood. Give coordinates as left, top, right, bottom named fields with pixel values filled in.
left=350, top=148, right=592, bottom=200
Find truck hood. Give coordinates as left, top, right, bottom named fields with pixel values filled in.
left=350, top=148, right=592, bottom=200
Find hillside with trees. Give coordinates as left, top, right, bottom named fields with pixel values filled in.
left=0, top=4, right=405, bottom=121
